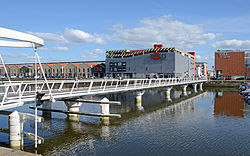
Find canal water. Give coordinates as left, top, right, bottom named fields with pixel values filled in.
left=0, top=88, right=250, bottom=156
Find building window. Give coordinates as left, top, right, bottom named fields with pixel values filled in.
left=79, top=69, right=81, bottom=72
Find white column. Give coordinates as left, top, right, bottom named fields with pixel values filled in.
left=192, top=83, right=198, bottom=93
left=135, top=91, right=144, bottom=103
left=181, top=85, right=188, bottom=96
left=65, top=101, right=82, bottom=121
left=9, top=111, right=22, bottom=149
left=199, top=83, right=203, bottom=91
left=100, top=97, right=110, bottom=125
left=166, top=87, right=172, bottom=101
left=135, top=91, right=145, bottom=111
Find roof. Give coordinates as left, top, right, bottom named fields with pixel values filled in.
left=16, top=64, right=26, bottom=68
left=58, top=63, right=67, bottom=67
left=71, top=63, right=82, bottom=66
left=47, top=63, right=55, bottom=67
left=216, top=50, right=245, bottom=53
left=85, top=62, right=100, bottom=66
left=106, top=47, right=195, bottom=59
left=6, top=65, right=13, bottom=68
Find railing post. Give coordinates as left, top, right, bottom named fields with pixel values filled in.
left=48, top=82, right=55, bottom=96
left=110, top=80, right=113, bottom=86
left=2, top=86, right=9, bottom=105
left=100, top=80, right=104, bottom=88
left=148, top=79, right=151, bottom=87
left=134, top=80, right=137, bottom=88
left=40, top=81, right=45, bottom=92
left=126, top=79, right=130, bottom=88
left=19, top=83, right=21, bottom=103
left=115, top=80, right=119, bottom=90
left=141, top=79, right=144, bottom=87
left=21, top=84, right=28, bottom=97
left=102, top=80, right=107, bottom=91
left=70, top=81, right=76, bottom=94
left=58, top=81, right=64, bottom=91
left=88, top=81, right=94, bottom=93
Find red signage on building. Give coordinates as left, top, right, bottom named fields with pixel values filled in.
left=152, top=52, right=160, bottom=60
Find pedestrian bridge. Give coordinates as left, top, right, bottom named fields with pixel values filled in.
left=0, top=77, right=206, bottom=110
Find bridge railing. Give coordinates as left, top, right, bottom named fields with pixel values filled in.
left=0, top=77, right=207, bottom=109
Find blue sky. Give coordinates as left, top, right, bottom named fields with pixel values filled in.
left=1, top=0, right=250, bottom=69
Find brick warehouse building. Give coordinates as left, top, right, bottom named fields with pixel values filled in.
left=215, top=50, right=250, bottom=79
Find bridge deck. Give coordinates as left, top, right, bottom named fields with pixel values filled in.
left=0, top=78, right=206, bottom=110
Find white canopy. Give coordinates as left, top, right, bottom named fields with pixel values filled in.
left=0, top=27, right=44, bottom=48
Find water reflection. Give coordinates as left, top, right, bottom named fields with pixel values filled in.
left=214, top=92, right=244, bottom=117
left=3, top=88, right=250, bottom=155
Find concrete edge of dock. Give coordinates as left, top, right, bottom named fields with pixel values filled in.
left=0, top=146, right=40, bottom=156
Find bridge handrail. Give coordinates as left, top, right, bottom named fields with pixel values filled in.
left=0, top=77, right=207, bottom=108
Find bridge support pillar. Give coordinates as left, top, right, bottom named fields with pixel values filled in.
left=166, top=87, right=172, bottom=101
left=42, top=101, right=51, bottom=118
left=135, top=91, right=144, bottom=111
left=135, top=91, right=145, bottom=103
left=100, top=97, right=110, bottom=125
left=181, top=85, right=188, bottom=96
left=192, top=83, right=198, bottom=93
left=65, top=101, right=82, bottom=121
left=9, top=111, right=22, bottom=149
left=199, top=83, right=203, bottom=91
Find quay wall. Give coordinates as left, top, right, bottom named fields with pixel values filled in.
left=204, top=80, right=250, bottom=88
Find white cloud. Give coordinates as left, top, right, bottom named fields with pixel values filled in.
left=40, top=46, right=69, bottom=51
left=107, top=15, right=220, bottom=48
left=195, top=55, right=208, bottom=60
left=80, top=49, right=104, bottom=59
left=28, top=28, right=106, bottom=45
left=213, top=39, right=250, bottom=49
left=1, top=53, right=63, bottom=62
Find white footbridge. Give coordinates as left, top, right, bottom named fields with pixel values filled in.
left=0, top=77, right=206, bottom=110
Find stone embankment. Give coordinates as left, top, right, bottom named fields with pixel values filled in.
left=205, top=80, right=250, bottom=88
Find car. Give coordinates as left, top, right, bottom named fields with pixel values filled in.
left=216, top=77, right=223, bottom=80
left=236, top=77, right=245, bottom=80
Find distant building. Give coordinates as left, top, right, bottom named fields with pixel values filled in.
left=195, top=62, right=207, bottom=78
left=0, top=61, right=104, bottom=79
left=105, top=44, right=195, bottom=78
left=207, top=70, right=215, bottom=78
left=215, top=50, right=250, bottom=79
left=91, top=63, right=106, bottom=78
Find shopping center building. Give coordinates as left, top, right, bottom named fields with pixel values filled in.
left=105, top=44, right=195, bottom=78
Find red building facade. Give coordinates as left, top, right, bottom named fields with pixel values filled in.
left=215, top=50, right=250, bottom=78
